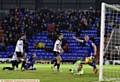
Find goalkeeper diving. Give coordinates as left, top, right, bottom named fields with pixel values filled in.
left=72, top=35, right=98, bottom=74
left=69, top=59, right=84, bottom=75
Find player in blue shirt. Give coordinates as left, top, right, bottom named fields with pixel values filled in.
left=21, top=53, right=36, bottom=71
left=27, top=53, right=36, bottom=70
left=73, top=35, right=98, bottom=74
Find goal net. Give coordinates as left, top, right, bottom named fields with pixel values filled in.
left=99, top=3, right=120, bottom=81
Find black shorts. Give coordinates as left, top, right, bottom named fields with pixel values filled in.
left=16, top=52, right=23, bottom=57
left=53, top=51, right=60, bottom=57
left=11, top=60, right=18, bottom=67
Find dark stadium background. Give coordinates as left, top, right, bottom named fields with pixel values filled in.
left=0, top=0, right=120, bottom=62
left=0, top=0, right=119, bottom=10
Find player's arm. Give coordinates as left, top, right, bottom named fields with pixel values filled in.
left=92, top=43, right=97, bottom=56
left=56, top=44, right=60, bottom=50
left=20, top=40, right=24, bottom=56
left=56, top=44, right=64, bottom=53
left=73, top=36, right=84, bottom=43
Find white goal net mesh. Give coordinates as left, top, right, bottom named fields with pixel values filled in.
left=101, top=3, right=120, bottom=81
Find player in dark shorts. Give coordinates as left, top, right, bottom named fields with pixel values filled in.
left=15, top=34, right=26, bottom=62
left=52, top=33, right=64, bottom=72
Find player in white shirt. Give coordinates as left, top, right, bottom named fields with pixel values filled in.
left=52, top=33, right=64, bottom=72
left=15, top=34, right=26, bottom=62
left=15, top=40, right=23, bottom=54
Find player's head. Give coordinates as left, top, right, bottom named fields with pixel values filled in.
left=58, top=33, right=64, bottom=40
left=84, top=35, right=89, bottom=42
left=20, top=33, right=26, bottom=40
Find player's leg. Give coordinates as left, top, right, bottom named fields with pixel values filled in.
left=53, top=59, right=57, bottom=67
left=51, top=52, right=58, bottom=70
left=77, top=64, right=82, bottom=72
left=28, top=62, right=36, bottom=70
left=52, top=52, right=62, bottom=72
left=85, top=56, right=98, bottom=74
left=21, top=60, right=26, bottom=70
left=20, top=53, right=26, bottom=70
left=3, top=61, right=16, bottom=70
left=16, top=52, right=20, bottom=61
left=88, top=59, right=98, bottom=74
left=69, top=60, right=84, bottom=75
left=76, top=64, right=84, bottom=75
left=70, top=65, right=84, bottom=75
left=3, top=67, right=14, bottom=70
left=56, top=55, right=62, bottom=71
left=16, top=52, right=24, bottom=63
left=15, top=61, right=19, bottom=70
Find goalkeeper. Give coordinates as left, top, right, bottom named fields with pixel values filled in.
left=73, top=35, right=98, bottom=74
left=69, top=59, right=84, bottom=75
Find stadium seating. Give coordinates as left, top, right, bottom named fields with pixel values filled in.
left=0, top=8, right=100, bottom=61
left=0, top=29, right=100, bottom=60
left=26, top=29, right=99, bottom=60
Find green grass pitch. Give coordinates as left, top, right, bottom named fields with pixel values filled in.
left=0, top=64, right=119, bottom=82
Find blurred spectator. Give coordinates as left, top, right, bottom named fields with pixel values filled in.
left=34, top=42, right=45, bottom=49
left=47, top=23, right=55, bottom=33
left=47, top=23, right=59, bottom=41
left=62, top=39, right=70, bottom=52
left=63, top=43, right=70, bottom=52
left=0, top=8, right=100, bottom=48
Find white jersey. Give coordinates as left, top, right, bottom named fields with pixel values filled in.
left=53, top=39, right=62, bottom=53
left=15, top=39, right=24, bottom=53
left=11, top=53, right=18, bottom=61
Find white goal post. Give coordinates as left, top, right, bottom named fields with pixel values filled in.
left=99, top=2, right=105, bottom=81
left=99, top=2, right=120, bottom=81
